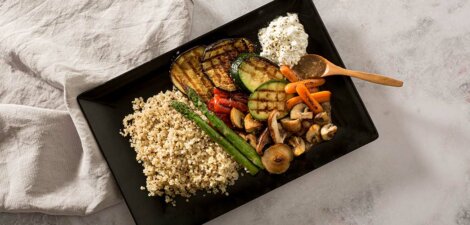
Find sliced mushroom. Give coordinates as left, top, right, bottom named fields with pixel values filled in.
left=268, top=110, right=287, bottom=144
left=230, top=107, right=245, bottom=129
left=288, top=136, right=306, bottom=157
left=245, top=133, right=257, bottom=148
left=313, top=112, right=330, bottom=126
left=321, top=101, right=332, bottom=117
left=244, top=114, right=263, bottom=133
left=321, top=123, right=338, bottom=141
left=261, top=144, right=294, bottom=174
left=237, top=132, right=247, bottom=140
left=280, top=118, right=302, bottom=133
left=290, top=103, right=313, bottom=120
left=256, top=128, right=272, bottom=155
left=305, top=124, right=322, bottom=144
left=294, top=120, right=312, bottom=136
left=302, top=120, right=313, bottom=129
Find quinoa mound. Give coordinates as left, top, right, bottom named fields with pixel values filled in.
left=121, top=89, right=239, bottom=205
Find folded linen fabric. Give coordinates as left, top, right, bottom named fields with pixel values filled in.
left=0, top=0, right=193, bottom=215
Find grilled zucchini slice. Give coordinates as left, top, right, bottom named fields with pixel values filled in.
left=202, top=38, right=255, bottom=91
left=170, top=46, right=214, bottom=102
left=231, top=54, right=284, bottom=92
left=248, top=80, right=294, bottom=121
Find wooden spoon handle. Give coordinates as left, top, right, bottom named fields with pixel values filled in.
left=324, top=67, right=403, bottom=87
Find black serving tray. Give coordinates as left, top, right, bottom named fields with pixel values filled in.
left=77, top=0, right=378, bottom=224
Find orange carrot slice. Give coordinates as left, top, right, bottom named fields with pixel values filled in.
left=296, top=84, right=323, bottom=113
left=307, top=87, right=319, bottom=93
left=280, top=65, right=299, bottom=82
left=284, top=79, right=326, bottom=94
left=287, top=91, right=331, bottom=110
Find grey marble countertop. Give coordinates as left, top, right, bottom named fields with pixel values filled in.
left=2, top=0, right=470, bottom=224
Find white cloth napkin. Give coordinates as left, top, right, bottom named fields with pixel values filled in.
left=0, top=0, right=193, bottom=215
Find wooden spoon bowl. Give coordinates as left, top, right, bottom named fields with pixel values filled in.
left=292, top=54, right=403, bottom=87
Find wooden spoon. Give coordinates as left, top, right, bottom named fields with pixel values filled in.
left=292, top=54, right=403, bottom=87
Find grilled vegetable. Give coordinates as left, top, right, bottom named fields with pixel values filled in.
left=230, top=54, right=284, bottom=92
left=280, top=118, right=302, bottom=133
left=286, top=91, right=331, bottom=110
left=284, top=79, right=325, bottom=94
left=170, top=46, right=214, bottom=102
left=171, top=101, right=259, bottom=175
left=215, top=96, right=248, bottom=112
left=296, top=83, right=324, bottom=114
left=280, top=65, right=300, bottom=82
left=245, top=133, right=257, bottom=148
left=248, top=80, right=294, bottom=121
left=314, top=112, right=331, bottom=126
left=202, top=38, right=255, bottom=91
left=261, top=144, right=293, bottom=174
left=288, top=136, right=306, bottom=157
left=244, top=114, right=263, bottom=133
left=290, top=103, right=313, bottom=120
left=213, top=88, right=230, bottom=98
left=305, top=124, right=321, bottom=144
left=213, top=98, right=231, bottom=113
left=321, top=123, right=337, bottom=141
left=256, top=128, right=272, bottom=155
left=230, top=107, right=245, bottom=129
left=267, top=110, right=287, bottom=144
left=187, top=88, right=264, bottom=169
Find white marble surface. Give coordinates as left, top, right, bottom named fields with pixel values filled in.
left=2, top=0, right=470, bottom=224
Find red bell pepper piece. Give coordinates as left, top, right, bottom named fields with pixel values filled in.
left=213, top=88, right=230, bottom=98
left=214, top=104, right=231, bottom=114
left=213, top=97, right=231, bottom=113
left=230, top=93, right=248, bottom=104
left=207, top=98, right=215, bottom=111
left=230, top=101, right=248, bottom=112
left=214, top=112, right=232, bottom=127
left=216, top=96, right=248, bottom=112
left=216, top=97, right=232, bottom=107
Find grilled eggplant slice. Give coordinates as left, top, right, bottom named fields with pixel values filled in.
left=248, top=80, right=294, bottom=121
left=170, top=46, right=214, bottom=102
left=231, top=53, right=284, bottom=92
left=202, top=38, right=255, bottom=91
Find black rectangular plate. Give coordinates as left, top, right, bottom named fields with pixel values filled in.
left=77, top=0, right=378, bottom=224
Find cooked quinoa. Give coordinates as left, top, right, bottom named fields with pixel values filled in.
left=121, top=89, right=239, bottom=205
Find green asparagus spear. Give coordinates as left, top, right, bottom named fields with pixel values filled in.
left=186, top=88, right=265, bottom=169
left=171, top=101, right=259, bottom=175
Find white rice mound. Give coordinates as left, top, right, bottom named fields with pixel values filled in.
left=121, top=89, right=239, bottom=205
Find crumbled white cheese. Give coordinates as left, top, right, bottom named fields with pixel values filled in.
left=258, top=13, right=309, bottom=67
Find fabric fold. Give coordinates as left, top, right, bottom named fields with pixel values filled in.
left=0, top=0, right=193, bottom=215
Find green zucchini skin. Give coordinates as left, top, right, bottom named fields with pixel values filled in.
left=248, top=80, right=294, bottom=121
left=230, top=54, right=285, bottom=92
left=230, top=53, right=255, bottom=92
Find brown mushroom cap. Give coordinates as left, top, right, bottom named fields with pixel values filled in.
left=288, top=136, right=306, bottom=157
left=244, top=114, right=263, bottom=133
left=290, top=103, right=313, bottom=120
left=261, top=144, right=293, bottom=174
left=230, top=107, right=245, bottom=129
left=321, top=123, right=338, bottom=141
left=245, top=133, right=257, bottom=148
left=313, top=112, right=330, bottom=126
left=280, top=118, right=302, bottom=133
left=305, top=124, right=321, bottom=144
